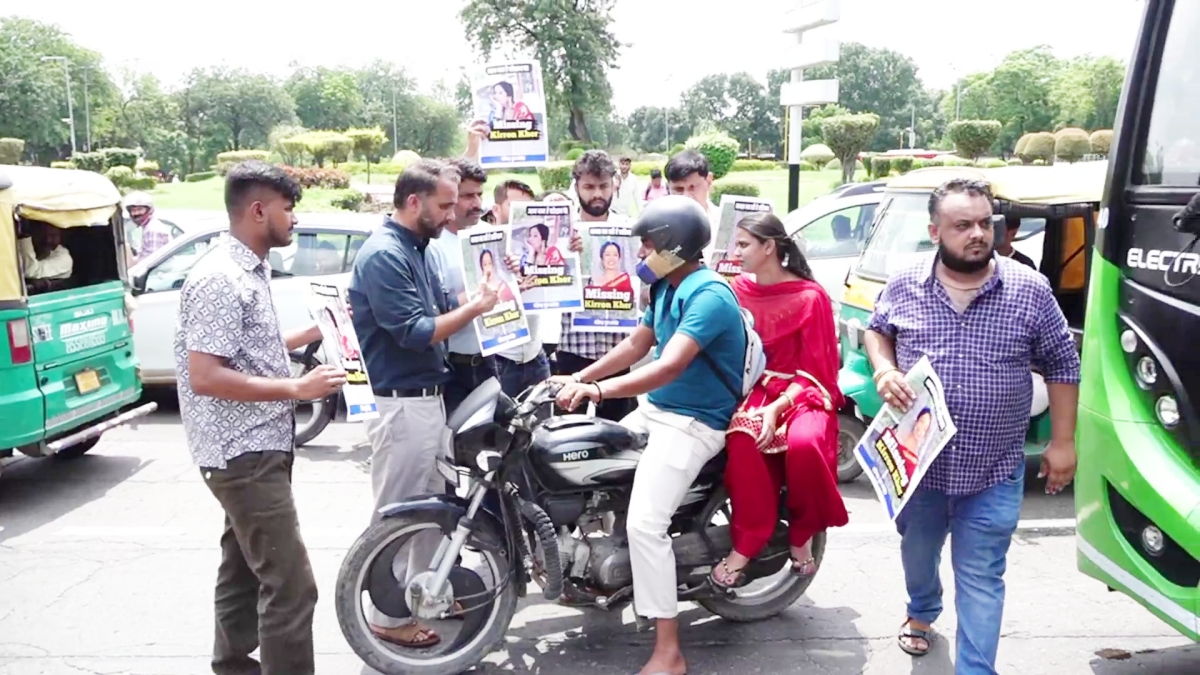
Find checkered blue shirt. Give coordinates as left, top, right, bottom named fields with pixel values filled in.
left=868, top=254, right=1081, bottom=496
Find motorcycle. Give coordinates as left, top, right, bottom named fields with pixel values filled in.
left=288, top=339, right=338, bottom=446
left=334, top=378, right=824, bottom=675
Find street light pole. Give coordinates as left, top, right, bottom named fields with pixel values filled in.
left=82, top=67, right=92, bottom=152
left=391, top=83, right=398, bottom=157
left=42, top=56, right=77, bottom=156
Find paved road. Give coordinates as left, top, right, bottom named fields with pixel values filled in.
left=0, top=399, right=1196, bottom=675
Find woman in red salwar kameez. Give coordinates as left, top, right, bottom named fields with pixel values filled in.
left=710, top=212, right=850, bottom=587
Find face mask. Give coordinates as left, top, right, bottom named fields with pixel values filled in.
left=635, top=249, right=685, bottom=285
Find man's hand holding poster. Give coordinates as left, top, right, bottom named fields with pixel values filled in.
left=306, top=283, right=378, bottom=422
left=460, top=224, right=533, bottom=355
left=853, top=356, right=957, bottom=520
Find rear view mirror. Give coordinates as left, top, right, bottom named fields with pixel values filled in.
left=130, top=270, right=148, bottom=294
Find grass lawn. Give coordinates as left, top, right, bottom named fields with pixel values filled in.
left=150, top=169, right=866, bottom=213
left=150, top=178, right=357, bottom=212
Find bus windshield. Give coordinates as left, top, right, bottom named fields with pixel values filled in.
left=1137, top=1, right=1200, bottom=185
left=855, top=192, right=933, bottom=279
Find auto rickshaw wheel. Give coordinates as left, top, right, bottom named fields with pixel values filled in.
left=836, top=413, right=866, bottom=483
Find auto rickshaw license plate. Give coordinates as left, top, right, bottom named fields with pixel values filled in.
left=74, top=369, right=101, bottom=394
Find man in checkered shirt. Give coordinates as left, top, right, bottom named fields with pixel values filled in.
left=554, top=150, right=639, bottom=422
left=864, top=178, right=1080, bottom=674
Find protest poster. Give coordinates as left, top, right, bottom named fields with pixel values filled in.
left=306, top=283, right=378, bottom=422
left=509, top=201, right=583, bottom=313
left=853, top=356, right=957, bottom=520
left=470, top=60, right=549, bottom=168
left=712, top=195, right=774, bottom=281
left=460, top=225, right=533, bottom=356
left=571, top=222, right=641, bottom=333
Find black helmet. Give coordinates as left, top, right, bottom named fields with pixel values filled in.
left=632, top=195, right=711, bottom=284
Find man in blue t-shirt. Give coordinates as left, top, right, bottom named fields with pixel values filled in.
left=555, top=195, right=744, bottom=675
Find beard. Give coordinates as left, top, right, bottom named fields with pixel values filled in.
left=417, top=204, right=445, bottom=238
left=579, top=194, right=612, bottom=218
left=937, top=241, right=993, bottom=274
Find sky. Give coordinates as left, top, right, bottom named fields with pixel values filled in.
left=12, top=0, right=1146, bottom=114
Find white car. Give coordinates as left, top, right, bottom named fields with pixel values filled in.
left=128, top=211, right=382, bottom=385
left=784, top=181, right=887, bottom=302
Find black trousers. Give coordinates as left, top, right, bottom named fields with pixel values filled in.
left=202, top=451, right=318, bottom=675
left=553, top=350, right=638, bottom=422
left=445, top=353, right=498, bottom=417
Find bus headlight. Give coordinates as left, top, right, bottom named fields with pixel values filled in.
left=1120, top=329, right=1138, bottom=353
left=1141, top=525, right=1166, bottom=557
left=1155, top=396, right=1180, bottom=428
left=1135, top=356, right=1158, bottom=387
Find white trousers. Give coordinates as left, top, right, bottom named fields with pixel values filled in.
left=622, top=403, right=726, bottom=620
left=364, top=394, right=452, bottom=628
left=1031, top=371, right=1049, bottom=417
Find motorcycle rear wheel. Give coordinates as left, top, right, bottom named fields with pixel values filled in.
left=335, top=514, right=518, bottom=675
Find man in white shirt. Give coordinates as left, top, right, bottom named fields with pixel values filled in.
left=18, top=219, right=73, bottom=290
left=429, top=157, right=497, bottom=415
left=664, top=150, right=722, bottom=264
left=613, top=155, right=640, bottom=217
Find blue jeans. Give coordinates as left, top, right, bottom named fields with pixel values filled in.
left=895, top=462, right=1024, bottom=675
left=494, top=351, right=551, bottom=399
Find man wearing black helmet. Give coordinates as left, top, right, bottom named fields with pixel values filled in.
left=554, top=195, right=747, bottom=675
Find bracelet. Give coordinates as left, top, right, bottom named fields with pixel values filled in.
left=872, top=366, right=899, bottom=383
left=779, top=391, right=796, bottom=407
left=593, top=382, right=604, bottom=403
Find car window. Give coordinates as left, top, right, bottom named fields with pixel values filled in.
left=793, top=204, right=873, bottom=260
left=1013, top=217, right=1046, bottom=241
left=272, top=231, right=369, bottom=277
left=145, top=233, right=222, bottom=292
left=1136, top=1, right=1200, bottom=185
left=857, top=192, right=933, bottom=278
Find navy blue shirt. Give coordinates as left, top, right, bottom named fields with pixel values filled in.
left=349, top=218, right=453, bottom=390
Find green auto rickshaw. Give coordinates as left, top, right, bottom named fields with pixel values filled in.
left=0, top=165, right=156, bottom=472
left=833, top=162, right=1105, bottom=482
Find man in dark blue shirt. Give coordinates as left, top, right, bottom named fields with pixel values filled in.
left=348, top=158, right=497, bottom=649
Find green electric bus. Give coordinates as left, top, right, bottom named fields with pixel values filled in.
left=1075, top=0, right=1200, bottom=641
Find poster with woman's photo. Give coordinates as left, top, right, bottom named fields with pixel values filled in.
left=470, top=60, right=549, bottom=168
left=571, top=223, right=641, bottom=333
left=509, top=201, right=583, bottom=313
left=853, top=356, right=958, bottom=520
left=460, top=225, right=532, bottom=356
left=713, top=195, right=774, bottom=281
left=306, top=283, right=378, bottom=422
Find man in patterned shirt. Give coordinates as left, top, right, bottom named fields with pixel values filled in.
left=865, top=178, right=1080, bottom=674
left=175, top=161, right=347, bottom=675
left=554, top=150, right=639, bottom=421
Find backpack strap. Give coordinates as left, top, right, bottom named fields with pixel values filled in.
left=664, top=279, right=745, bottom=401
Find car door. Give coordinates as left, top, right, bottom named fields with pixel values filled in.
left=131, top=231, right=226, bottom=383
left=790, top=199, right=880, bottom=302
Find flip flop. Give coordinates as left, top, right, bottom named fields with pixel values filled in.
left=707, top=558, right=745, bottom=589
left=791, top=556, right=818, bottom=579
left=897, top=620, right=931, bottom=656
left=370, top=623, right=441, bottom=648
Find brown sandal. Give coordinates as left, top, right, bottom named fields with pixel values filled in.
left=370, top=622, right=442, bottom=648
left=708, top=558, right=746, bottom=589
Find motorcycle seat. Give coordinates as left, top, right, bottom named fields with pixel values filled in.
left=698, top=451, right=727, bottom=478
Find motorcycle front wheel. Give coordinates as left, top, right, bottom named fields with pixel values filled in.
left=335, top=513, right=518, bottom=675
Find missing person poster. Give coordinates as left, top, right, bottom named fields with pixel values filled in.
left=712, top=195, right=774, bottom=281
left=853, top=356, right=958, bottom=520
left=571, top=223, right=641, bottom=333
left=460, top=225, right=533, bottom=356
left=470, top=60, right=549, bottom=168
left=510, top=201, right=583, bottom=313
left=306, top=283, right=378, bottom=422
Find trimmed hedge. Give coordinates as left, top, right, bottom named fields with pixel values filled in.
left=799, top=160, right=818, bottom=171
left=826, top=158, right=866, bottom=172
left=216, top=150, right=272, bottom=176
left=565, top=147, right=585, bottom=161
left=99, top=147, right=140, bottom=170
left=278, top=165, right=351, bottom=189
left=1054, top=128, right=1091, bottom=163
left=185, top=171, right=218, bottom=182
left=1014, top=133, right=1034, bottom=158
left=0, top=138, right=25, bottom=165
left=136, top=160, right=160, bottom=174
left=124, top=175, right=157, bottom=191
left=868, top=156, right=892, bottom=179
left=975, top=158, right=1008, bottom=168
left=728, top=159, right=781, bottom=172
left=331, top=190, right=366, bottom=211
left=684, top=131, right=739, bottom=179
left=1020, top=132, right=1056, bottom=164
left=891, top=156, right=915, bottom=174
left=1090, top=129, right=1113, bottom=156
left=103, top=165, right=136, bottom=188
left=50, top=160, right=75, bottom=170
left=800, top=143, right=835, bottom=169
left=1007, top=158, right=1023, bottom=166
left=820, top=113, right=880, bottom=182
left=948, top=120, right=1002, bottom=160
left=72, top=152, right=107, bottom=173
left=537, top=164, right=572, bottom=192
left=710, top=179, right=760, bottom=202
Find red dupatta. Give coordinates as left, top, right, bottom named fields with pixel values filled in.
left=732, top=275, right=845, bottom=411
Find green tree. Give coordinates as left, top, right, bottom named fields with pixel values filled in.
left=346, top=126, right=387, bottom=179
left=395, top=96, right=461, bottom=157
left=820, top=113, right=879, bottom=183
left=1051, top=56, right=1125, bottom=130
left=979, top=47, right=1060, bottom=153
left=108, top=70, right=180, bottom=153
left=805, top=43, right=924, bottom=152
left=948, top=120, right=1002, bottom=160
left=627, top=106, right=690, bottom=152
left=461, top=0, right=622, bottom=142
left=352, top=60, right=418, bottom=154
left=286, top=66, right=366, bottom=131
